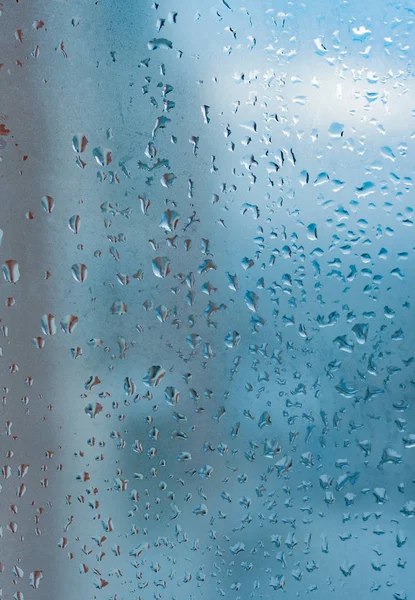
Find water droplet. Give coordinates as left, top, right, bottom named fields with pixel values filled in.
left=2, top=260, right=20, bottom=283
left=71, top=263, right=88, bottom=282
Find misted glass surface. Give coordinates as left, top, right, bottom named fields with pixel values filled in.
left=1, top=1, right=415, bottom=598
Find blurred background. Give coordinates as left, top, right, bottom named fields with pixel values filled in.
left=1, top=0, right=415, bottom=598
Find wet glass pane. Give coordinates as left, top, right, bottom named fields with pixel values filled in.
left=1, top=1, right=414, bottom=598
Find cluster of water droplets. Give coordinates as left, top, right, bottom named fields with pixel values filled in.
left=1, top=0, right=415, bottom=599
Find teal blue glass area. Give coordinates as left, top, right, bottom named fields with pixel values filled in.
left=1, top=1, right=414, bottom=598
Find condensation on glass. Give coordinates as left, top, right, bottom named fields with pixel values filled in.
left=1, top=1, right=414, bottom=598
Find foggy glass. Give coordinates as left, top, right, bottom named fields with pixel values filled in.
left=1, top=1, right=414, bottom=598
